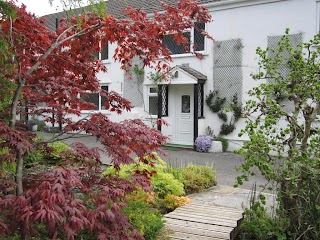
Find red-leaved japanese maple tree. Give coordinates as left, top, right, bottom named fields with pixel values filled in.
left=0, top=0, right=212, bottom=239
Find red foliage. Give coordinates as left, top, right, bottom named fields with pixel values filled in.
left=0, top=0, right=212, bottom=239
left=1, top=168, right=143, bottom=239
left=0, top=120, right=35, bottom=162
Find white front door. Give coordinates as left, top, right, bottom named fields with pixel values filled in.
left=174, top=85, right=194, bottom=145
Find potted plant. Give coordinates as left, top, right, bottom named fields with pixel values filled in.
left=195, top=135, right=212, bottom=152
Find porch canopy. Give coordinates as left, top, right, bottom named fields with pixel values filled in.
left=157, top=64, right=207, bottom=147
left=159, top=63, right=207, bottom=85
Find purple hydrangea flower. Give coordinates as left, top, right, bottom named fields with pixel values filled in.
left=195, top=135, right=212, bottom=152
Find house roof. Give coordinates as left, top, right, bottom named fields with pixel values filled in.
left=42, top=0, right=225, bottom=31
left=177, top=64, right=207, bottom=81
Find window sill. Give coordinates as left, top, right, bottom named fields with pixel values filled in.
left=157, top=51, right=208, bottom=60
left=102, top=59, right=111, bottom=64
left=81, top=110, right=111, bottom=115
left=145, top=115, right=158, bottom=119
left=170, top=52, right=208, bottom=59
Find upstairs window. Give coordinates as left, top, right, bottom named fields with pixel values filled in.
left=81, top=85, right=109, bottom=111
left=163, top=32, right=191, bottom=55
left=163, top=23, right=205, bottom=55
left=92, top=43, right=109, bottom=61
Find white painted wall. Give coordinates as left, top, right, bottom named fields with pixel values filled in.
left=203, top=0, right=318, bottom=147
left=75, top=0, right=319, bottom=149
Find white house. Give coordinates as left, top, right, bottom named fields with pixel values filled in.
left=44, top=0, right=320, bottom=150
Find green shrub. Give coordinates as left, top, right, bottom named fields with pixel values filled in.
left=25, top=148, right=44, bottom=164
left=237, top=184, right=289, bottom=240
left=159, top=194, right=191, bottom=211
left=239, top=204, right=289, bottom=240
left=169, top=164, right=217, bottom=195
left=214, top=136, right=228, bottom=152
left=122, top=200, right=164, bottom=240
left=43, top=141, right=70, bottom=163
left=103, top=154, right=185, bottom=198
left=151, top=171, right=184, bottom=198
left=48, top=141, right=70, bottom=156
left=0, top=160, right=16, bottom=175
left=0, top=147, right=16, bottom=174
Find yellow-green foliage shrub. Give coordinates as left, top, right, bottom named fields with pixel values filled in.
left=160, top=194, right=191, bottom=211
left=103, top=153, right=185, bottom=198
left=122, top=200, right=164, bottom=240
left=169, top=164, right=217, bottom=195
left=0, top=147, right=15, bottom=174
left=46, top=141, right=70, bottom=161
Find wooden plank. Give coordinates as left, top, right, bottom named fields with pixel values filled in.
left=169, top=231, right=228, bottom=240
left=164, top=218, right=234, bottom=234
left=168, top=208, right=243, bottom=221
left=181, top=204, right=243, bottom=214
left=170, top=210, right=243, bottom=226
left=187, top=202, right=241, bottom=210
left=173, top=207, right=243, bottom=220
left=163, top=202, right=244, bottom=240
left=185, top=203, right=243, bottom=214
left=165, top=212, right=238, bottom=227
left=164, top=215, right=236, bottom=228
left=166, top=223, right=231, bottom=239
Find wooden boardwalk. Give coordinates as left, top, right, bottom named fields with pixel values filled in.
left=163, top=202, right=243, bottom=240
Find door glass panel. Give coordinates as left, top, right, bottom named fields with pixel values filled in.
left=181, top=95, right=190, bottom=113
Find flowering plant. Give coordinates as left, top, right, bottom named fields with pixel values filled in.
left=195, top=135, right=212, bottom=152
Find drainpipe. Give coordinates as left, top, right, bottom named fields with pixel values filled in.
left=194, top=84, right=199, bottom=150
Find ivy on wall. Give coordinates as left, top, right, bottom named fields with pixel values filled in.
left=206, top=91, right=242, bottom=135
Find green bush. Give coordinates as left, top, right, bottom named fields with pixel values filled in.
left=214, top=136, right=228, bottom=152
left=159, top=194, right=191, bottom=211
left=43, top=141, right=70, bottom=163
left=48, top=141, right=70, bottom=157
left=0, top=147, right=16, bottom=174
left=169, top=164, right=217, bottom=195
left=103, top=154, right=185, bottom=198
left=238, top=188, right=289, bottom=240
left=151, top=171, right=184, bottom=198
left=239, top=204, right=289, bottom=240
left=122, top=200, right=164, bottom=240
left=24, top=141, right=70, bottom=164
left=25, top=148, right=44, bottom=164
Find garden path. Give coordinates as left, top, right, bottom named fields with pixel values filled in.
left=164, top=185, right=275, bottom=240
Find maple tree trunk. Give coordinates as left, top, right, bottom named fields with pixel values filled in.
left=9, top=79, right=24, bottom=129
left=9, top=80, right=25, bottom=195
left=15, top=151, right=24, bottom=195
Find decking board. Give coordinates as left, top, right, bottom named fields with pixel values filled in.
left=164, top=218, right=234, bottom=233
left=173, top=208, right=242, bottom=220
left=164, top=202, right=243, bottom=240
left=164, top=222, right=231, bottom=239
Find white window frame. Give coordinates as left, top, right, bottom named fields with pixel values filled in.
left=147, top=85, right=158, bottom=117
left=163, top=23, right=206, bottom=56
left=99, top=42, right=109, bottom=62
left=80, top=84, right=110, bottom=113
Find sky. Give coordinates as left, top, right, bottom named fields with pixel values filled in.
left=17, top=0, right=64, bottom=16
